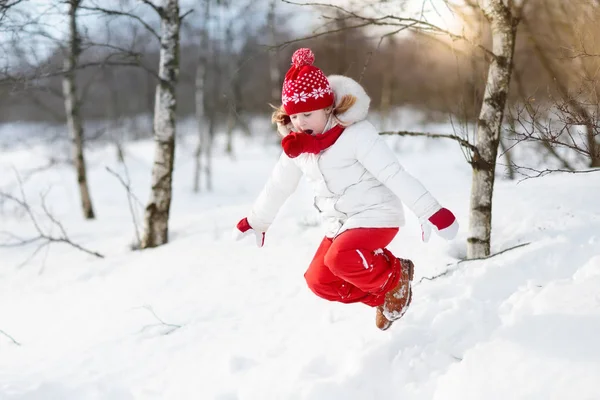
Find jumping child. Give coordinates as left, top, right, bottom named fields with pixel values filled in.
left=234, top=48, right=458, bottom=330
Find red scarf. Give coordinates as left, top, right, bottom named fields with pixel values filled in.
left=281, top=124, right=345, bottom=158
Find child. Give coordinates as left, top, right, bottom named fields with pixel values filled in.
left=234, top=48, right=458, bottom=330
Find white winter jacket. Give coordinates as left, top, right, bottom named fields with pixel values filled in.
left=248, top=75, right=442, bottom=238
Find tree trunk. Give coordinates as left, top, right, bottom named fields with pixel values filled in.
left=379, top=66, right=392, bottom=131
left=586, top=123, right=600, bottom=167
left=141, top=0, right=180, bottom=249
left=193, top=0, right=210, bottom=193
left=145, top=69, right=155, bottom=119
left=225, top=23, right=235, bottom=157
left=104, top=67, right=125, bottom=163
left=203, top=2, right=221, bottom=193
left=63, top=0, right=95, bottom=220
left=193, top=52, right=206, bottom=192
left=468, top=0, right=517, bottom=259
left=268, top=0, right=281, bottom=104
left=206, top=115, right=215, bottom=192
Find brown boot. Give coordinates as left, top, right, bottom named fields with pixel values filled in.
left=376, top=258, right=414, bottom=330
left=375, top=305, right=393, bottom=330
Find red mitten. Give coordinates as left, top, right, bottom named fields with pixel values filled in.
left=233, top=217, right=265, bottom=248
left=281, top=132, right=319, bottom=158
left=420, top=208, right=458, bottom=242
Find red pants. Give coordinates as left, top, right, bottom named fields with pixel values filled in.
left=304, top=227, right=401, bottom=307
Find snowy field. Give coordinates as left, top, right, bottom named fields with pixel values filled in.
left=0, top=115, right=599, bottom=399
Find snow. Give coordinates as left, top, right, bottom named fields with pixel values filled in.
left=0, top=116, right=599, bottom=399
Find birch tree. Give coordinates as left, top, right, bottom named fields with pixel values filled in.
left=467, top=0, right=517, bottom=258
left=140, top=0, right=183, bottom=248
left=63, top=0, right=95, bottom=219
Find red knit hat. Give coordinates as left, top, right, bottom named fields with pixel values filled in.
left=281, top=48, right=334, bottom=115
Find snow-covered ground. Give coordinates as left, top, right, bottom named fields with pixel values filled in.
left=0, top=116, right=599, bottom=400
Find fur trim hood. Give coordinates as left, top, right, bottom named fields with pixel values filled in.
left=328, top=75, right=371, bottom=126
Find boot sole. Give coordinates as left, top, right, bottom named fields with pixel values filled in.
left=376, top=306, right=393, bottom=331
left=378, top=259, right=415, bottom=329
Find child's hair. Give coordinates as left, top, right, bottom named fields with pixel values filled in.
left=270, top=94, right=357, bottom=128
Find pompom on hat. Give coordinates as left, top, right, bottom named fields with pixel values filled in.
left=281, top=48, right=334, bottom=115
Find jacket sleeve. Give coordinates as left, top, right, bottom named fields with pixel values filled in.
left=247, top=152, right=302, bottom=232
left=354, top=123, right=441, bottom=220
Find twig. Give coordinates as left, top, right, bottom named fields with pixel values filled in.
left=0, top=329, right=21, bottom=346
left=379, top=130, right=478, bottom=154
left=105, top=166, right=143, bottom=248
left=500, top=163, right=600, bottom=182
left=272, top=20, right=380, bottom=50
left=139, top=0, right=164, bottom=18
left=180, top=8, right=193, bottom=21
left=138, top=305, right=181, bottom=335
left=418, top=242, right=532, bottom=284
left=79, top=5, right=160, bottom=41
left=0, top=171, right=105, bottom=265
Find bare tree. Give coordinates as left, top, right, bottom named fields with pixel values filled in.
left=140, top=0, right=186, bottom=248
left=466, top=0, right=519, bottom=258
left=224, top=20, right=236, bottom=157
left=63, top=0, right=95, bottom=219
left=379, top=36, right=397, bottom=131
left=193, top=0, right=227, bottom=193
left=193, top=0, right=210, bottom=193
left=267, top=0, right=281, bottom=103
left=223, top=0, right=254, bottom=156
left=103, top=66, right=126, bottom=163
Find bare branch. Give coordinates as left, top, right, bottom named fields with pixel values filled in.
left=139, top=0, right=164, bottom=18
left=280, top=0, right=495, bottom=59
left=417, top=242, right=532, bottom=284
left=137, top=305, right=181, bottom=336
left=180, top=8, right=193, bottom=22
left=506, top=97, right=600, bottom=163
left=379, top=130, right=478, bottom=154
left=0, top=172, right=104, bottom=265
left=272, top=20, right=383, bottom=50
left=1, top=55, right=159, bottom=85
left=0, top=329, right=21, bottom=346
left=105, top=166, right=143, bottom=249
left=501, top=163, right=600, bottom=181
left=508, top=68, right=575, bottom=171
left=79, top=5, right=160, bottom=41
left=0, top=0, right=25, bottom=23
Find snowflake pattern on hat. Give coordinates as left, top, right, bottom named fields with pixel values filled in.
left=282, top=87, right=333, bottom=105
left=281, top=48, right=334, bottom=115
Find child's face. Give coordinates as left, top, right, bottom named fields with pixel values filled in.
left=290, top=108, right=330, bottom=135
